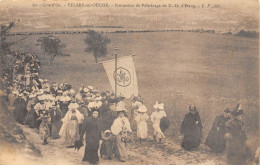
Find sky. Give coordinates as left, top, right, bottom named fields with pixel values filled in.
left=0, top=0, right=259, bottom=32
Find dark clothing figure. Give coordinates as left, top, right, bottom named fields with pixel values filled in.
left=205, top=115, right=230, bottom=153
left=225, top=119, right=248, bottom=165
left=160, top=116, right=170, bottom=133
left=80, top=117, right=102, bottom=164
left=101, top=109, right=116, bottom=131
left=100, top=131, right=113, bottom=159
left=24, top=109, right=38, bottom=128
left=13, top=97, right=27, bottom=124
left=50, top=108, right=62, bottom=139
left=180, top=112, right=203, bottom=151
left=60, top=101, right=70, bottom=117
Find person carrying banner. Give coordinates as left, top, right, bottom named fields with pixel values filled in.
left=111, top=101, right=132, bottom=162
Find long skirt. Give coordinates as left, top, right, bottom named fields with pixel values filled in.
left=82, top=138, right=100, bottom=164
left=205, top=128, right=226, bottom=153
left=226, top=139, right=249, bottom=165
left=114, top=134, right=127, bottom=161
left=51, top=121, right=62, bottom=139
left=181, top=132, right=201, bottom=151
left=24, top=110, right=38, bottom=128
left=39, top=122, right=50, bottom=140
left=100, top=140, right=113, bottom=158
left=153, top=124, right=165, bottom=139
left=64, top=120, right=79, bottom=147
left=14, top=108, right=27, bottom=124
left=137, top=121, right=148, bottom=139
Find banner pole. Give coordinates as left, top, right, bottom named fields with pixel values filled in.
left=114, top=46, right=119, bottom=98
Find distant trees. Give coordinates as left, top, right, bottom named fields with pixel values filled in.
left=236, top=30, right=259, bottom=38
left=36, top=35, right=69, bottom=63
left=84, top=30, right=110, bottom=63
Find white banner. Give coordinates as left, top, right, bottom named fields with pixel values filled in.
left=102, top=56, right=138, bottom=99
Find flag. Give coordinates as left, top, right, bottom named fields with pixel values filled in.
left=102, top=55, right=138, bottom=99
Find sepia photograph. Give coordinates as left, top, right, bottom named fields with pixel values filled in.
left=0, top=0, right=259, bottom=164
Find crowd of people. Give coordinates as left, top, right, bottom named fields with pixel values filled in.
left=1, top=51, right=258, bottom=165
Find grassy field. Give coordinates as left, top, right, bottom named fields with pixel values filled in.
left=8, top=32, right=259, bottom=146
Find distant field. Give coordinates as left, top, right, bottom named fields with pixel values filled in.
left=8, top=32, right=259, bottom=145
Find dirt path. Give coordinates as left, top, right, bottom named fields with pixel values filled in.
left=19, top=123, right=227, bottom=165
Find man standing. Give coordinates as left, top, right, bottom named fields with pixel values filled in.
left=205, top=108, right=231, bottom=153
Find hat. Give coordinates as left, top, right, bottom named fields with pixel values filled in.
left=88, top=102, right=97, bottom=109
left=39, top=79, right=43, bottom=83
left=18, top=93, right=23, bottom=97
left=88, top=86, right=94, bottom=90
left=231, top=104, right=244, bottom=116
left=57, top=90, right=63, bottom=94
left=69, top=89, right=75, bottom=95
left=158, top=103, right=164, bottom=110
left=68, top=103, right=79, bottom=110
left=96, top=101, right=102, bottom=109
left=115, top=101, right=127, bottom=112
left=138, top=105, right=147, bottom=112
left=95, top=96, right=102, bottom=101
left=83, top=88, right=89, bottom=93
left=232, top=109, right=244, bottom=116
left=102, top=130, right=112, bottom=140
left=224, top=108, right=231, bottom=113
left=29, top=94, right=36, bottom=98
left=189, top=105, right=197, bottom=112
left=12, top=90, right=19, bottom=95
left=153, top=101, right=159, bottom=109
left=44, top=79, right=48, bottom=82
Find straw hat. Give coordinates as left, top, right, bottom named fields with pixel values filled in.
left=115, top=101, right=127, bottom=112
left=138, top=105, right=148, bottom=113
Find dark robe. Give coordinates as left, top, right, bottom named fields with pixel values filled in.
left=13, top=98, right=27, bottom=124
left=225, top=119, right=249, bottom=165
left=60, top=101, right=70, bottom=117
left=205, top=115, right=229, bottom=153
left=50, top=108, right=62, bottom=139
left=24, top=101, right=38, bottom=128
left=80, top=116, right=102, bottom=164
left=180, top=112, right=203, bottom=151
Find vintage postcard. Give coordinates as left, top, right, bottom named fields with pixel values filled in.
left=0, top=0, right=259, bottom=165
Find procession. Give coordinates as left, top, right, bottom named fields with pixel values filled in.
left=1, top=49, right=258, bottom=165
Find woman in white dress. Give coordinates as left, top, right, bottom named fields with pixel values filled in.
left=59, top=104, right=84, bottom=148
left=111, top=101, right=132, bottom=162
left=150, top=102, right=166, bottom=143
left=135, top=105, right=149, bottom=140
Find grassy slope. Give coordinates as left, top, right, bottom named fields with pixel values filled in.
left=8, top=32, right=259, bottom=145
